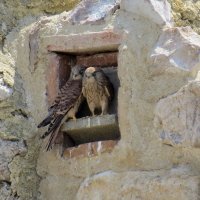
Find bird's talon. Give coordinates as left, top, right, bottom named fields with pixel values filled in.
left=73, top=117, right=77, bottom=121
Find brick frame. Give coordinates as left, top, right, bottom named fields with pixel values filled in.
left=45, top=30, right=122, bottom=158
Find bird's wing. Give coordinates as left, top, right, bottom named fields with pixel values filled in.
left=48, top=80, right=77, bottom=112
left=82, top=76, right=87, bottom=97
left=39, top=80, right=82, bottom=151
left=95, top=68, right=114, bottom=101
left=104, top=75, right=114, bottom=100
left=38, top=80, right=81, bottom=128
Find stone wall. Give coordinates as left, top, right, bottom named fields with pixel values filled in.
left=0, top=0, right=80, bottom=42
left=0, top=0, right=200, bottom=200
left=169, top=0, right=200, bottom=34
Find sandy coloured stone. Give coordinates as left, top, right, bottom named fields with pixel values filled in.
left=44, top=31, right=122, bottom=53
left=121, top=0, right=172, bottom=26
left=0, top=139, right=27, bottom=182
left=155, top=80, right=200, bottom=148
left=1, top=0, right=200, bottom=199
left=77, top=167, right=200, bottom=200
left=150, top=26, right=200, bottom=75
left=66, top=0, right=120, bottom=24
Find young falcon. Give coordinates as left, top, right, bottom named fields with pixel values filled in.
left=82, top=67, right=114, bottom=116
left=37, top=65, right=86, bottom=151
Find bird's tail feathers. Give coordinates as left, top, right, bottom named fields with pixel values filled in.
left=37, top=115, right=52, bottom=128
left=40, top=115, right=64, bottom=139
left=40, top=114, right=65, bottom=151
left=45, top=125, right=61, bottom=151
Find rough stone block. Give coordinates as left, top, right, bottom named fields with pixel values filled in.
left=0, top=139, right=27, bottom=181
left=150, top=27, right=200, bottom=75
left=0, top=182, right=16, bottom=200
left=155, top=80, right=200, bottom=147
left=66, top=0, right=120, bottom=24
left=76, top=167, right=200, bottom=200
left=0, top=83, right=12, bottom=101
left=0, top=57, right=14, bottom=101
left=121, top=0, right=172, bottom=26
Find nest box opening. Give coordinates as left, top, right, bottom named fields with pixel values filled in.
left=45, top=31, right=121, bottom=155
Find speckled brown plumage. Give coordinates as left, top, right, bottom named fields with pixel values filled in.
left=82, top=67, right=114, bottom=116
left=38, top=65, right=85, bottom=151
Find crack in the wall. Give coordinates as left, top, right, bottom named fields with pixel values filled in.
left=11, top=109, right=29, bottom=119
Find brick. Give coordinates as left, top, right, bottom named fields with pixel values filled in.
left=57, top=55, right=72, bottom=88
left=44, top=31, right=122, bottom=54
left=63, top=140, right=118, bottom=158
left=46, top=53, right=72, bottom=105
left=46, top=53, right=59, bottom=105
left=76, top=52, right=118, bottom=67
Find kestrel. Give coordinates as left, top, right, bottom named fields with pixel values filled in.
left=82, top=67, right=114, bottom=116
left=38, top=65, right=85, bottom=151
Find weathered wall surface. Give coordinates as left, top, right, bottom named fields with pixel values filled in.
left=0, top=0, right=200, bottom=200
left=169, top=0, right=200, bottom=34
left=0, top=1, right=81, bottom=199
left=0, top=0, right=80, bottom=42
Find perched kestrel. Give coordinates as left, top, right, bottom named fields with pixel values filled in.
left=82, top=67, right=114, bottom=116
left=38, top=65, right=85, bottom=151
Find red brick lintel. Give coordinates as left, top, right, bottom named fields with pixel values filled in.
left=44, top=31, right=122, bottom=54
left=63, top=140, right=118, bottom=159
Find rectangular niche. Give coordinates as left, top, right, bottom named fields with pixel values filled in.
left=44, top=31, right=121, bottom=151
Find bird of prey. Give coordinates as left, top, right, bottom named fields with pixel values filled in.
left=37, top=65, right=86, bottom=151
left=82, top=67, right=114, bottom=116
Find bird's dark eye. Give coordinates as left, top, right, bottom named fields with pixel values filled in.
left=92, top=72, right=97, bottom=76
left=80, top=69, right=85, bottom=75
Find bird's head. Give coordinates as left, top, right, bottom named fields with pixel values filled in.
left=70, top=65, right=86, bottom=80
left=83, top=67, right=98, bottom=83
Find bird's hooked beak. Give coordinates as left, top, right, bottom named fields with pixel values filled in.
left=85, top=72, right=96, bottom=79
left=84, top=67, right=96, bottom=80
left=85, top=74, right=91, bottom=78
